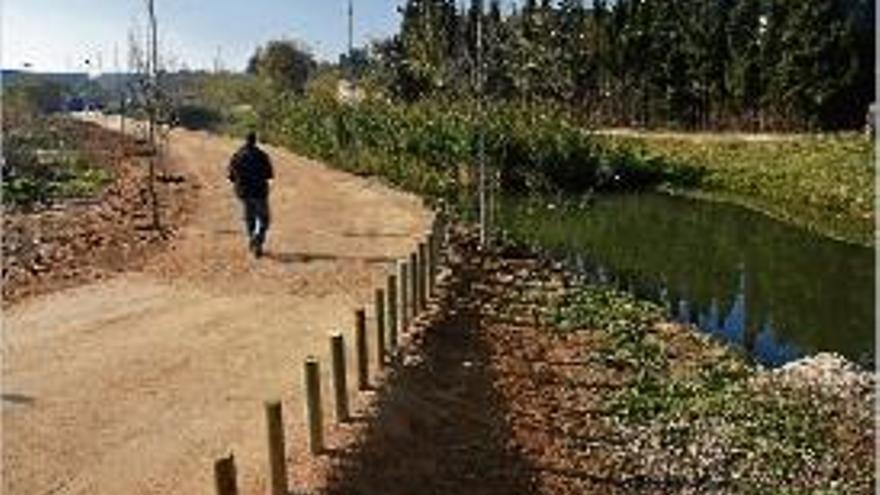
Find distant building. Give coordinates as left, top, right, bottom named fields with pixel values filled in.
left=2, top=70, right=89, bottom=88
left=2, top=70, right=126, bottom=112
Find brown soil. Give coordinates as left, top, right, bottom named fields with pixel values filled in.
left=316, top=226, right=875, bottom=495
left=4, top=119, right=871, bottom=495
left=2, top=120, right=195, bottom=304
left=321, top=230, right=537, bottom=495
left=2, top=117, right=432, bottom=495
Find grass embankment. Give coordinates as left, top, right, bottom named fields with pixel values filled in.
left=332, top=227, right=874, bottom=493
left=548, top=283, right=873, bottom=492
left=260, top=101, right=871, bottom=245
left=602, top=133, right=874, bottom=246
left=3, top=117, right=113, bottom=208
left=476, top=235, right=875, bottom=493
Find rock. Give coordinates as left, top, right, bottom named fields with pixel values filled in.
left=761, top=352, right=875, bottom=398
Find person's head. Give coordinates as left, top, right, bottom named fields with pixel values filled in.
left=245, top=131, right=257, bottom=147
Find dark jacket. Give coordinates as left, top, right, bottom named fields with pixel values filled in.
left=228, top=144, right=273, bottom=198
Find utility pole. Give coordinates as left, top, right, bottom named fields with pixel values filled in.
left=214, top=45, right=223, bottom=73
left=347, top=0, right=357, bottom=89
left=348, top=0, right=354, bottom=58
left=145, top=0, right=160, bottom=229
left=475, top=0, right=487, bottom=247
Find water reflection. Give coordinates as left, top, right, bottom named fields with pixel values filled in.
left=500, top=193, right=874, bottom=368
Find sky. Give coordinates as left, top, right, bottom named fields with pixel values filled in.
left=2, top=0, right=407, bottom=73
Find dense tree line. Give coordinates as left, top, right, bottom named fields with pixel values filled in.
left=369, top=0, right=875, bottom=131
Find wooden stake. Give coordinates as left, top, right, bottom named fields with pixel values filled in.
left=330, top=333, right=349, bottom=422
left=264, top=401, right=287, bottom=495
left=436, top=212, right=447, bottom=255
left=409, top=252, right=418, bottom=318
left=355, top=309, right=368, bottom=390
left=387, top=274, right=398, bottom=353
left=214, top=454, right=238, bottom=495
left=427, top=233, right=436, bottom=298
left=398, top=261, right=409, bottom=331
left=375, top=288, right=386, bottom=367
left=419, top=242, right=428, bottom=311
left=304, top=357, right=323, bottom=454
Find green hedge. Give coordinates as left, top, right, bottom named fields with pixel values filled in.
left=243, top=96, right=692, bottom=201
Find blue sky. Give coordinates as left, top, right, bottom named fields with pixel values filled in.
left=3, top=0, right=408, bottom=73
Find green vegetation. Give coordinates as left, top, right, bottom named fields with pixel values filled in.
left=181, top=0, right=874, bottom=245
left=188, top=69, right=873, bottom=246
left=604, top=133, right=874, bottom=245
left=551, top=284, right=863, bottom=493
left=189, top=75, right=698, bottom=197
left=3, top=76, right=66, bottom=127
left=246, top=39, right=317, bottom=94
left=2, top=117, right=112, bottom=208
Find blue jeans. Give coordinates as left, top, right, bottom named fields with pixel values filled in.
left=241, top=196, right=270, bottom=249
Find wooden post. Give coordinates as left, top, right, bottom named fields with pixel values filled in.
left=375, top=288, right=386, bottom=367
left=434, top=213, right=444, bottom=273
left=435, top=211, right=446, bottom=255
left=264, top=401, right=287, bottom=495
left=387, top=274, right=398, bottom=353
left=419, top=242, right=428, bottom=311
left=330, top=333, right=349, bottom=422
left=427, top=233, right=436, bottom=298
left=355, top=309, right=368, bottom=390
left=304, top=357, right=323, bottom=454
left=397, top=260, right=410, bottom=334
left=409, top=252, right=418, bottom=318
left=214, top=454, right=238, bottom=495
left=398, top=261, right=409, bottom=331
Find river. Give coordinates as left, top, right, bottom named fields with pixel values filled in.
left=498, top=192, right=875, bottom=368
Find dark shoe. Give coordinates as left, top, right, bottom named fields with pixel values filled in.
left=254, top=243, right=264, bottom=258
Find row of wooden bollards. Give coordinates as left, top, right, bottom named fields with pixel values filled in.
left=213, top=214, right=445, bottom=495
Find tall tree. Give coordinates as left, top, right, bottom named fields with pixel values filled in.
left=377, top=0, right=873, bottom=130
left=727, top=0, right=763, bottom=128
left=250, top=40, right=316, bottom=94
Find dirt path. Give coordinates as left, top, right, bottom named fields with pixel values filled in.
left=2, top=122, right=432, bottom=495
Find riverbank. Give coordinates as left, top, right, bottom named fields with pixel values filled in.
left=320, top=225, right=875, bottom=494
left=182, top=91, right=873, bottom=245
left=262, top=100, right=874, bottom=246
left=599, top=131, right=874, bottom=246
left=496, top=191, right=874, bottom=368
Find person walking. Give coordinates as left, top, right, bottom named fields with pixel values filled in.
left=228, top=131, right=274, bottom=257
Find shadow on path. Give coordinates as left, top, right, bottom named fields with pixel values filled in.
left=1, top=393, right=36, bottom=406
left=324, top=243, right=537, bottom=495
left=264, top=252, right=396, bottom=265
